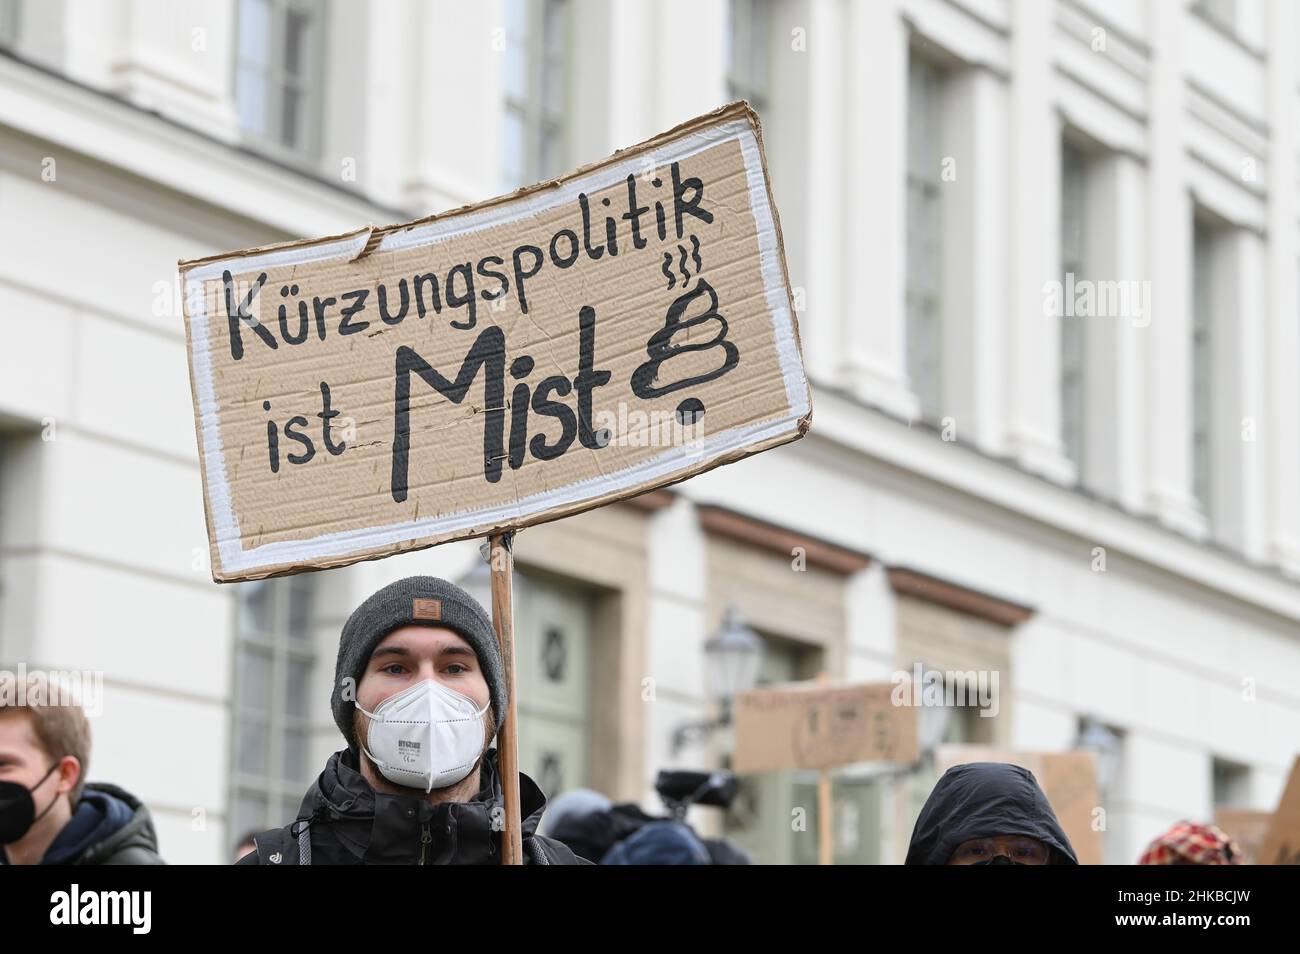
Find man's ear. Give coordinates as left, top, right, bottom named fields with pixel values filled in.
left=56, top=755, right=81, bottom=799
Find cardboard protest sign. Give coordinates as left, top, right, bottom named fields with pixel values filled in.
left=1258, top=756, right=1300, bottom=864
left=935, top=746, right=1104, bottom=865
left=179, top=103, right=811, bottom=581
left=1214, top=809, right=1272, bottom=865
left=732, top=682, right=919, bottom=773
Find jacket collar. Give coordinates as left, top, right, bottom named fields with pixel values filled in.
left=301, top=747, right=548, bottom=864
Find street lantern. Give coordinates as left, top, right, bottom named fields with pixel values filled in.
left=704, top=605, right=764, bottom=705
left=671, top=605, right=764, bottom=757
left=917, top=697, right=953, bottom=757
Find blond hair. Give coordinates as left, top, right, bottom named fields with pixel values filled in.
left=0, top=671, right=91, bottom=803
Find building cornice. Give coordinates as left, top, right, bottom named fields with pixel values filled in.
left=887, top=565, right=1034, bottom=627
left=801, top=383, right=1300, bottom=624
left=0, top=50, right=409, bottom=240
left=696, top=503, right=873, bottom=576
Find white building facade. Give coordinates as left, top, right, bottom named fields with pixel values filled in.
left=0, top=0, right=1297, bottom=864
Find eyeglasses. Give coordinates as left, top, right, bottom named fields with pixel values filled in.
left=949, top=835, right=1051, bottom=865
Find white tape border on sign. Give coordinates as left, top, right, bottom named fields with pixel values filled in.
left=185, top=120, right=809, bottom=576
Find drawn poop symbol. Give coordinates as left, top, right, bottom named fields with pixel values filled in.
left=630, top=278, right=740, bottom=426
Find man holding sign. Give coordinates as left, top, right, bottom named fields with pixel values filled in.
left=237, top=577, right=582, bottom=865
left=187, top=103, right=809, bottom=865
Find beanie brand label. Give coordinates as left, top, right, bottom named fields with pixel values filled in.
left=413, top=598, right=442, bottom=621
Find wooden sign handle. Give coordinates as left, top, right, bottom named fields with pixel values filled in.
left=818, top=770, right=833, bottom=865
left=489, top=532, right=524, bottom=865
left=816, top=671, right=833, bottom=865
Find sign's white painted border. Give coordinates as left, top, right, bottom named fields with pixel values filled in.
left=185, top=120, right=808, bottom=576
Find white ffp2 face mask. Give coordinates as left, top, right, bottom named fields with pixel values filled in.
left=356, top=679, right=491, bottom=793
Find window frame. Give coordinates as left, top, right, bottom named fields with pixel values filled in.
left=726, top=0, right=774, bottom=116
left=228, top=575, right=317, bottom=837
left=905, top=51, right=945, bottom=422
left=0, top=0, right=20, bottom=49
left=1193, top=0, right=1239, bottom=36
left=501, top=0, right=572, bottom=190
left=233, top=0, right=328, bottom=165
left=1191, top=219, right=1215, bottom=520
left=1060, top=141, right=1089, bottom=475
left=1211, top=756, right=1252, bottom=809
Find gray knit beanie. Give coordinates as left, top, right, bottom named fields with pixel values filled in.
left=331, top=575, right=505, bottom=750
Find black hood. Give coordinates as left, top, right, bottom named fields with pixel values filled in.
left=905, top=762, right=1078, bottom=865
left=296, top=747, right=549, bottom=864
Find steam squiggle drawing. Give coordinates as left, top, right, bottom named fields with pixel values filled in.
left=662, top=234, right=705, bottom=290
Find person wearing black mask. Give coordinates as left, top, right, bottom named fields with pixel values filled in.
left=906, top=762, right=1079, bottom=865
left=1, top=673, right=163, bottom=865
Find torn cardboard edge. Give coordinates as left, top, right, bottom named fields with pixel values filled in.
left=179, top=102, right=778, bottom=271
left=179, top=101, right=811, bottom=583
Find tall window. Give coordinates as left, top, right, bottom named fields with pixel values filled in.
left=1194, top=0, right=1238, bottom=34
left=1191, top=220, right=1214, bottom=519
left=726, top=0, right=772, bottom=115
left=0, top=0, right=20, bottom=48
left=906, top=53, right=944, bottom=421
left=1060, top=143, right=1088, bottom=473
left=501, top=0, right=569, bottom=190
left=235, top=0, right=326, bottom=159
left=1212, top=757, right=1251, bottom=808
left=229, top=576, right=316, bottom=839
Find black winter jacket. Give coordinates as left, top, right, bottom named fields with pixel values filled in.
left=238, top=747, right=583, bottom=865
left=0, top=782, right=165, bottom=866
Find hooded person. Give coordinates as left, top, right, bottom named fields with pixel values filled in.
left=0, top=673, right=163, bottom=866
left=239, top=576, right=582, bottom=865
left=905, top=762, right=1078, bottom=866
